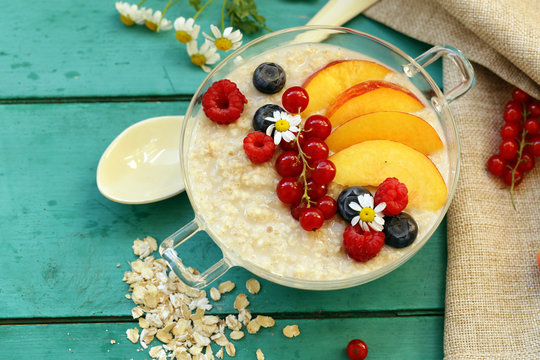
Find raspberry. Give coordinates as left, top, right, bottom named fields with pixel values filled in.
left=243, top=131, right=275, bottom=164
left=343, top=225, right=385, bottom=262
left=374, top=177, right=408, bottom=216
left=202, top=79, right=247, bottom=124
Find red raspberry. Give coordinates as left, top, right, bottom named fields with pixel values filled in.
left=343, top=225, right=385, bottom=262
left=243, top=131, right=275, bottom=163
left=202, top=79, right=247, bottom=124
left=374, top=177, right=408, bottom=216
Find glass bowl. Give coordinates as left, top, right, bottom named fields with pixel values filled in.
left=159, top=26, right=474, bottom=290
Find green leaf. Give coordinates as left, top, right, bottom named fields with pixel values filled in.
left=189, top=0, right=202, bottom=11
left=225, top=0, right=268, bottom=34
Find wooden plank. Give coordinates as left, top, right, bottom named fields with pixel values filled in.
left=0, top=0, right=441, bottom=99
left=0, top=101, right=446, bottom=319
left=0, top=316, right=443, bottom=359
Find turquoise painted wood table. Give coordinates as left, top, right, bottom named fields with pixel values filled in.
left=0, top=0, right=446, bottom=358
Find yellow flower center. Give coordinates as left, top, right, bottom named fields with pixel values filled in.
left=275, top=119, right=290, bottom=132
left=215, top=37, right=233, bottom=51
left=145, top=20, right=157, bottom=31
left=359, top=207, right=375, bottom=223
left=191, top=54, right=206, bottom=67
left=176, top=31, right=192, bottom=43
left=120, top=15, right=135, bottom=26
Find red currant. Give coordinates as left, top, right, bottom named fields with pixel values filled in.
left=503, top=168, right=524, bottom=186
left=275, top=151, right=303, bottom=177
left=499, top=139, right=519, bottom=160
left=302, top=138, right=329, bottom=165
left=306, top=178, right=327, bottom=200
left=511, top=88, right=531, bottom=103
left=526, top=135, right=540, bottom=157
left=500, top=123, right=520, bottom=139
left=304, top=115, right=332, bottom=140
left=527, top=101, right=540, bottom=117
left=290, top=199, right=309, bottom=220
left=316, top=196, right=337, bottom=219
left=503, top=107, right=522, bottom=123
left=279, top=132, right=297, bottom=151
left=487, top=155, right=507, bottom=176
left=282, top=86, right=309, bottom=114
left=299, top=208, right=324, bottom=231
left=276, top=177, right=303, bottom=204
left=517, top=152, right=535, bottom=172
left=505, top=100, right=522, bottom=112
left=346, top=339, right=368, bottom=360
left=525, top=117, right=539, bottom=135
left=311, top=159, right=336, bottom=185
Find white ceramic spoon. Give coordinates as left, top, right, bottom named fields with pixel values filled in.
left=96, top=0, right=378, bottom=204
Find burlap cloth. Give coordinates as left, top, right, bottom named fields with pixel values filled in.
left=363, top=0, right=540, bottom=358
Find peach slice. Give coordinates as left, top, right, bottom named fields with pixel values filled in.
left=302, top=60, right=391, bottom=115
left=326, top=111, right=443, bottom=155
left=329, top=140, right=447, bottom=211
left=325, top=80, right=425, bottom=128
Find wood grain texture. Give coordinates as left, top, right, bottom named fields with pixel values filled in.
left=0, top=0, right=441, bottom=99
left=0, top=101, right=446, bottom=319
left=0, top=317, right=443, bottom=359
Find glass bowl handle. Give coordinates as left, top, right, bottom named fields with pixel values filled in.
left=403, top=45, right=475, bottom=107
left=159, top=219, right=232, bottom=289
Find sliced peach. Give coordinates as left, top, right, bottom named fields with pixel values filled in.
left=329, top=140, right=447, bottom=211
left=302, top=60, right=392, bottom=115
left=326, top=111, right=443, bottom=154
left=325, top=80, right=425, bottom=128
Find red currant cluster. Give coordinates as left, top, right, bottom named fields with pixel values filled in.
left=487, top=88, right=540, bottom=195
left=275, top=87, right=338, bottom=231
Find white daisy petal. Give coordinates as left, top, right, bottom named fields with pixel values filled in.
left=361, top=222, right=369, bottom=232
left=289, top=125, right=299, bottom=133
left=210, top=24, right=221, bottom=38
left=358, top=194, right=370, bottom=208
left=223, top=27, right=232, bottom=37
left=266, top=125, right=274, bottom=136
left=349, top=202, right=362, bottom=212
left=373, top=216, right=384, bottom=225
left=369, top=222, right=383, bottom=232
left=274, top=132, right=282, bottom=145
left=351, top=216, right=360, bottom=226
left=374, top=202, right=386, bottom=212
left=282, top=131, right=295, bottom=143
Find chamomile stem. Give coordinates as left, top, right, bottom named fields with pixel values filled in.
left=509, top=103, right=530, bottom=210
left=220, top=0, right=228, bottom=32
left=193, top=0, right=215, bottom=20
left=137, top=0, right=147, bottom=6
left=294, top=124, right=314, bottom=207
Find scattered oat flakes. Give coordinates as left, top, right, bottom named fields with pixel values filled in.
left=230, top=330, right=245, bottom=340
left=132, top=236, right=158, bottom=258
left=125, top=294, right=131, bottom=300
left=218, top=280, right=235, bottom=294
left=131, top=306, right=144, bottom=319
left=225, top=314, right=242, bottom=331
left=110, top=339, right=116, bottom=344
left=246, top=320, right=261, bottom=334
left=255, top=315, right=275, bottom=328
left=210, top=287, right=221, bottom=301
left=246, top=278, right=261, bottom=294
left=283, top=324, right=300, bottom=338
left=126, top=328, right=139, bottom=344
left=149, top=345, right=163, bottom=358
left=234, top=293, right=250, bottom=310
left=256, top=348, right=265, bottom=360
left=225, top=342, right=236, bottom=357
left=116, top=263, right=121, bottom=268
left=215, top=348, right=224, bottom=359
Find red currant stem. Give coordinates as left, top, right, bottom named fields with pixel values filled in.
left=508, top=103, right=530, bottom=210
left=294, top=124, right=314, bottom=207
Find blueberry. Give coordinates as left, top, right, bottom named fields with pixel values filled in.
left=383, top=213, right=418, bottom=248
left=253, top=104, right=284, bottom=133
left=253, top=62, right=286, bottom=94
left=337, top=186, right=371, bottom=223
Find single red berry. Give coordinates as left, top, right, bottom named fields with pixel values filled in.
left=243, top=131, right=275, bottom=163
left=306, top=178, right=327, bottom=200
left=290, top=199, right=310, bottom=220
left=374, top=177, right=408, bottom=216
left=276, top=177, right=303, bottom=204
left=527, top=101, right=540, bottom=117
left=487, top=155, right=507, bottom=176
left=302, top=138, right=329, bottom=165
left=275, top=151, right=303, bottom=177
left=346, top=339, right=368, bottom=360
left=525, top=117, right=539, bottom=135
left=202, top=79, right=247, bottom=124
left=527, top=135, right=540, bottom=157
left=304, top=115, right=332, bottom=140
left=517, top=152, right=535, bottom=172
left=499, top=139, right=519, bottom=160
left=299, top=208, right=324, bottom=231
left=280, top=135, right=297, bottom=151
left=282, top=86, right=309, bottom=114
left=343, top=225, right=385, bottom=262
left=316, top=196, right=337, bottom=219
left=500, top=123, right=520, bottom=139
left=311, top=159, right=336, bottom=185
left=505, top=100, right=522, bottom=112
left=512, top=88, right=531, bottom=103
left=502, top=168, right=524, bottom=187
left=503, top=107, right=522, bottom=123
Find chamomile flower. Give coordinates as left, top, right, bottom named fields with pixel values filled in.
left=186, top=40, right=220, bottom=72
left=115, top=2, right=146, bottom=26
left=174, top=17, right=200, bottom=43
left=204, top=25, right=243, bottom=51
left=265, top=111, right=301, bottom=145
left=349, top=194, right=386, bottom=232
left=144, top=9, right=173, bottom=31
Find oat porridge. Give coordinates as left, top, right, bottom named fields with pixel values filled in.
left=186, top=43, right=449, bottom=281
